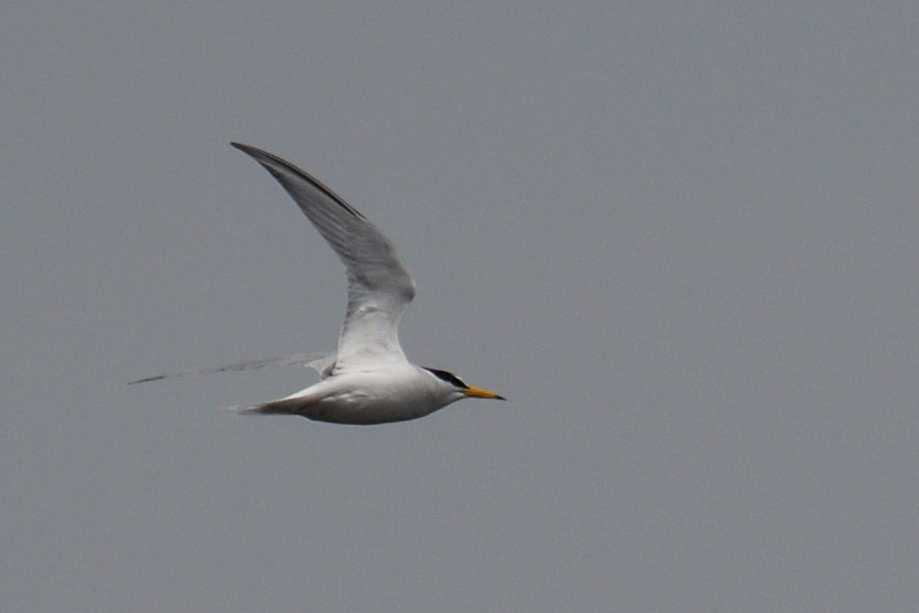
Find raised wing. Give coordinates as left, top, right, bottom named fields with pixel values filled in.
left=231, top=143, right=415, bottom=372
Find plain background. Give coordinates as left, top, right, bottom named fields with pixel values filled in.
left=2, top=1, right=918, bottom=611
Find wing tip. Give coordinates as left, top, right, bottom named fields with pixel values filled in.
left=127, top=374, right=168, bottom=385
left=230, top=141, right=260, bottom=156
left=228, top=141, right=367, bottom=221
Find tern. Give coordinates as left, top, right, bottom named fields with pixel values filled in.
left=130, top=143, right=505, bottom=424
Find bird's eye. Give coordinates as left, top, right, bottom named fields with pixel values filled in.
left=423, top=368, right=468, bottom=389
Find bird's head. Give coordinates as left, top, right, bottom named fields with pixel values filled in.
left=422, top=367, right=506, bottom=404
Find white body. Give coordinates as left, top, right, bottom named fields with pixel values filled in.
left=251, top=365, right=463, bottom=425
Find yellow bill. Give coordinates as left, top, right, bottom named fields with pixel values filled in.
left=463, top=386, right=507, bottom=400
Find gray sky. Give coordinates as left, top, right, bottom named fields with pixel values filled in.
left=2, top=1, right=918, bottom=611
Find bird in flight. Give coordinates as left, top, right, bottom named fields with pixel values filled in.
left=130, top=143, right=505, bottom=424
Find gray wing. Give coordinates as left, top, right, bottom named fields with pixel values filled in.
left=127, top=352, right=334, bottom=385
left=231, top=143, right=415, bottom=373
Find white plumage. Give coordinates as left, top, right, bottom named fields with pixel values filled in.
left=131, top=143, right=505, bottom=425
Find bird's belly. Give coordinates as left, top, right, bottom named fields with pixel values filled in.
left=304, top=387, right=439, bottom=425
